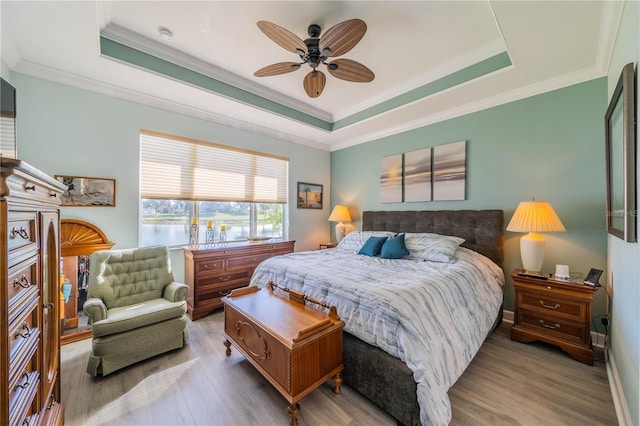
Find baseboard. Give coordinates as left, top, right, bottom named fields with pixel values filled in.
left=503, top=310, right=629, bottom=424
left=607, top=353, right=633, bottom=426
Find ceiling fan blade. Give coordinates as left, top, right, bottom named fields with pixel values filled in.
left=327, top=59, right=375, bottom=82
left=319, top=19, right=367, bottom=57
left=257, top=21, right=307, bottom=54
left=254, top=62, right=301, bottom=77
left=303, top=70, right=326, bottom=98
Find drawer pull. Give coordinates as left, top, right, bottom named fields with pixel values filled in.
left=15, top=323, right=32, bottom=339
left=10, top=227, right=30, bottom=240
left=218, top=275, right=232, bottom=282
left=22, top=418, right=30, bottom=426
left=50, top=192, right=58, bottom=198
left=203, top=264, right=218, bottom=270
left=44, top=303, right=54, bottom=310
left=47, top=397, right=57, bottom=410
left=13, top=275, right=31, bottom=289
left=24, top=184, right=36, bottom=192
left=539, top=300, right=560, bottom=310
left=14, top=372, right=30, bottom=390
left=218, top=289, right=232, bottom=297
left=539, top=319, right=561, bottom=329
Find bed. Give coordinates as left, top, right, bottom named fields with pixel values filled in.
left=250, top=210, right=505, bottom=425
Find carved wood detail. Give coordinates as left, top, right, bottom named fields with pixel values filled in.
left=60, top=219, right=114, bottom=256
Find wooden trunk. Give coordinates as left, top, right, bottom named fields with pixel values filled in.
left=222, top=285, right=344, bottom=425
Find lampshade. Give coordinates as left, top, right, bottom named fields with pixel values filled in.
left=328, top=205, right=352, bottom=223
left=506, top=200, right=566, bottom=233
left=507, top=200, right=565, bottom=273
left=328, top=205, right=351, bottom=243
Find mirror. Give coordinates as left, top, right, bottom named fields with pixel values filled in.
left=60, top=219, right=114, bottom=345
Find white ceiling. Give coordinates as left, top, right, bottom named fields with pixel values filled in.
left=0, top=1, right=622, bottom=151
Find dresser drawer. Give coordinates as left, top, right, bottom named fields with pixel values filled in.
left=8, top=369, right=40, bottom=426
left=517, top=310, right=589, bottom=345
left=8, top=256, right=39, bottom=321
left=227, top=253, right=271, bottom=270
left=194, top=259, right=224, bottom=276
left=7, top=212, right=37, bottom=255
left=198, top=270, right=251, bottom=288
left=517, top=290, right=587, bottom=323
left=197, top=282, right=247, bottom=305
left=9, top=299, right=40, bottom=370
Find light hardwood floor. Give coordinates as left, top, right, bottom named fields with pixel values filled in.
left=61, top=312, right=617, bottom=426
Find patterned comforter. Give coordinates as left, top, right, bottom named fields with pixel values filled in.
left=250, top=245, right=504, bottom=425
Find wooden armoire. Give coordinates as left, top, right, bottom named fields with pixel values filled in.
left=1, top=158, right=66, bottom=425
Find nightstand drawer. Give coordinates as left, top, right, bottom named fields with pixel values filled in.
left=517, top=291, right=587, bottom=323
left=517, top=310, right=589, bottom=345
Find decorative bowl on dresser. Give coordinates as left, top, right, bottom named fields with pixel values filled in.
left=2, top=159, right=66, bottom=425
left=510, top=269, right=598, bottom=365
left=183, top=239, right=294, bottom=320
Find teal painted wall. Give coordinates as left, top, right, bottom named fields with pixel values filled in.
left=12, top=73, right=332, bottom=280
left=331, top=78, right=609, bottom=320
left=605, top=1, right=639, bottom=424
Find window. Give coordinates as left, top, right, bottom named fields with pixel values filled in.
left=140, top=130, right=288, bottom=247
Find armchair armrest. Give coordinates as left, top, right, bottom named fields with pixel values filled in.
left=164, top=281, right=189, bottom=302
left=83, top=297, right=108, bottom=323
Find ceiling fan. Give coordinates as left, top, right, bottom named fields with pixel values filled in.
left=254, top=19, right=375, bottom=98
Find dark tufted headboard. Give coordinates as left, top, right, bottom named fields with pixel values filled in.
left=362, top=210, right=504, bottom=268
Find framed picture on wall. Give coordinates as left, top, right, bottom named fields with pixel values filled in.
left=55, top=175, right=116, bottom=207
left=297, top=182, right=323, bottom=209
left=605, top=62, right=636, bottom=243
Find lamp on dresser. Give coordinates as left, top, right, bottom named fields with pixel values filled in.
left=506, top=199, right=566, bottom=275
left=328, top=204, right=352, bottom=243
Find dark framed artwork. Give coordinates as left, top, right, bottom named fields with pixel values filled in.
left=605, top=62, right=636, bottom=242
left=297, top=182, right=323, bottom=209
left=55, top=175, right=116, bottom=207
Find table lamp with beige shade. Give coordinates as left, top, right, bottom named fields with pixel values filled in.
left=507, top=199, right=566, bottom=276
left=328, top=205, right=352, bottom=243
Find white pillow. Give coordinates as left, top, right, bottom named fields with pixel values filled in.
left=404, top=232, right=465, bottom=263
left=337, top=231, right=397, bottom=252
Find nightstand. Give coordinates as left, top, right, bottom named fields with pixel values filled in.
left=319, top=243, right=337, bottom=249
left=510, top=269, right=598, bottom=365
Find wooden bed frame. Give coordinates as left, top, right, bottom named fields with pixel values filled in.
left=342, top=210, right=504, bottom=426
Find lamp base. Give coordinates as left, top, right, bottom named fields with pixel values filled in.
left=520, top=232, right=546, bottom=272
left=335, top=222, right=346, bottom=243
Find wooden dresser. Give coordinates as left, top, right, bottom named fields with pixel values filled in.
left=1, top=159, right=66, bottom=425
left=183, top=239, right=294, bottom=320
left=222, top=283, right=344, bottom=425
left=511, top=269, right=597, bottom=365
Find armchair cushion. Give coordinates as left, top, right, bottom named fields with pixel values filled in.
left=91, top=298, right=187, bottom=338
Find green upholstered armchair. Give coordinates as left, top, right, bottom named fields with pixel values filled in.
left=83, top=245, right=189, bottom=376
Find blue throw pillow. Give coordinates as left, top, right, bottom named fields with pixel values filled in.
left=380, top=233, right=410, bottom=259
left=358, top=236, right=388, bottom=256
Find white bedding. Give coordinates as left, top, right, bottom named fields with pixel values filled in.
left=250, top=243, right=504, bottom=425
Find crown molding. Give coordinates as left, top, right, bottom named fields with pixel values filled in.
left=595, top=0, right=625, bottom=75
left=12, top=59, right=332, bottom=152
left=100, top=23, right=333, bottom=123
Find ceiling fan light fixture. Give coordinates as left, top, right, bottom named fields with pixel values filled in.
left=158, top=27, right=173, bottom=41
left=255, top=18, right=372, bottom=98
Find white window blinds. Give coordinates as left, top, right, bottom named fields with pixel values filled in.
left=140, top=130, right=288, bottom=203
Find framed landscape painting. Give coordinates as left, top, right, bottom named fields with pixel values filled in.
left=297, top=182, right=323, bottom=209
left=55, top=175, right=116, bottom=207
